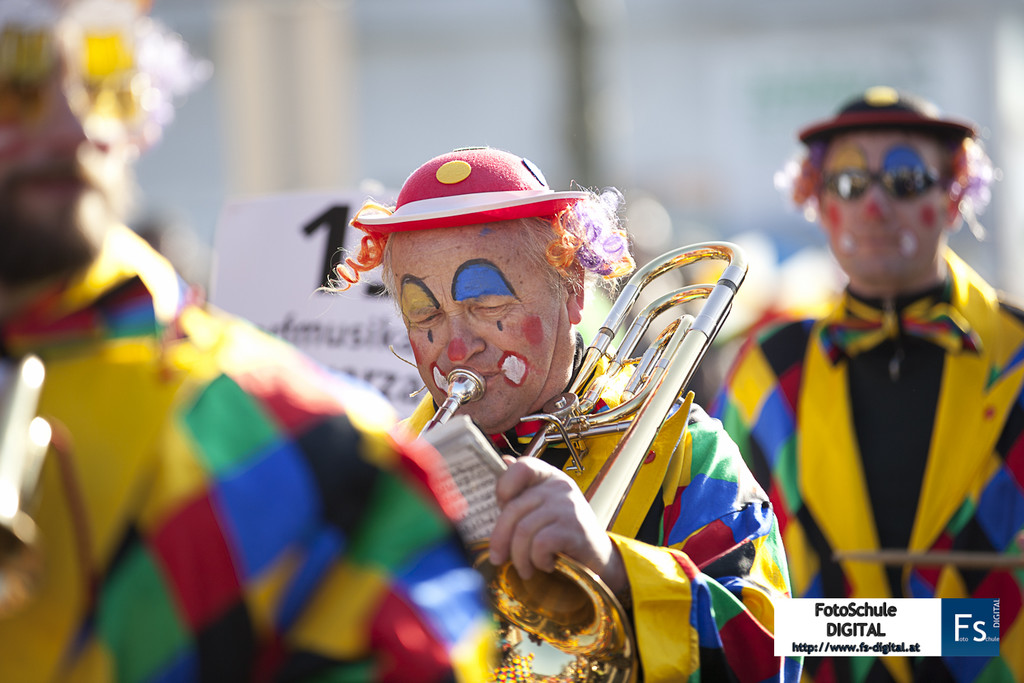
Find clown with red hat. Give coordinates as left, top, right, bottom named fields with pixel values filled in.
left=339, top=147, right=799, bottom=680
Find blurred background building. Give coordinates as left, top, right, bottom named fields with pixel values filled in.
left=137, top=0, right=1024, bottom=327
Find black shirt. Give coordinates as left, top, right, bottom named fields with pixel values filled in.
left=845, top=283, right=947, bottom=596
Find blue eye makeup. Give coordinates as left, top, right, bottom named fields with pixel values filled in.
left=451, top=259, right=516, bottom=301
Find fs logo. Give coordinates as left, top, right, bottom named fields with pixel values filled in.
left=941, top=599, right=1000, bottom=656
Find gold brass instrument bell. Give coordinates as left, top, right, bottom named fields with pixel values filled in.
left=0, top=355, right=51, bottom=617
left=421, top=242, right=747, bottom=682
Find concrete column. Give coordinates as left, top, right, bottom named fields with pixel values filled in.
left=214, top=0, right=354, bottom=195
left=994, top=14, right=1024, bottom=298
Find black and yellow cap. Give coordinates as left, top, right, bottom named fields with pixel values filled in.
left=798, top=86, right=977, bottom=145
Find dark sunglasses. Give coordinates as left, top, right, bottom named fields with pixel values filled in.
left=823, top=166, right=940, bottom=201
left=822, top=143, right=944, bottom=202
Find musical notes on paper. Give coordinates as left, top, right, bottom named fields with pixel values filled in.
left=420, top=415, right=506, bottom=547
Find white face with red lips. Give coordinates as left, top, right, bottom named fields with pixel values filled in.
left=817, top=130, right=959, bottom=299
left=388, top=223, right=584, bottom=435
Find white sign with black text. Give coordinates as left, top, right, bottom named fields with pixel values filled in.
left=210, top=190, right=424, bottom=417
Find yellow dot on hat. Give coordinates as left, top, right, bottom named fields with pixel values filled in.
left=436, top=160, right=472, bottom=184
left=864, top=86, right=899, bottom=107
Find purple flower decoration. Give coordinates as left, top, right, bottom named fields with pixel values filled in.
left=564, top=188, right=632, bottom=278
left=959, top=138, right=995, bottom=215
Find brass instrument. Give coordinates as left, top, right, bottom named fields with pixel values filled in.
left=423, top=242, right=747, bottom=682
left=0, top=356, right=51, bottom=617
left=419, top=368, right=486, bottom=435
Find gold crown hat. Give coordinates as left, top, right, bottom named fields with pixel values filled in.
left=69, top=0, right=211, bottom=147
left=0, top=0, right=210, bottom=148
left=352, top=147, right=590, bottom=234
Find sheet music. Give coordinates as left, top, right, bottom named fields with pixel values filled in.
left=420, top=415, right=506, bottom=547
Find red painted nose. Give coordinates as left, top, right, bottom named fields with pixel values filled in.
left=447, top=338, right=469, bottom=362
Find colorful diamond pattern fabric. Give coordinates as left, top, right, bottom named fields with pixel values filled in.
left=712, top=251, right=1024, bottom=682
left=0, top=227, right=493, bottom=682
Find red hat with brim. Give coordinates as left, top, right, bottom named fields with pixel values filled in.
left=798, top=86, right=977, bottom=145
left=353, top=147, right=589, bottom=234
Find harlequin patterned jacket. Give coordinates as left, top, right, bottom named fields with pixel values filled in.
left=407, top=366, right=802, bottom=682
left=0, top=226, right=494, bottom=682
left=712, top=250, right=1024, bottom=683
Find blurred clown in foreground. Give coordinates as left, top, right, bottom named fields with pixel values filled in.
left=0, top=2, right=496, bottom=681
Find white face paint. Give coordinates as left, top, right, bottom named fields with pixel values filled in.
left=501, top=354, right=526, bottom=386
left=899, top=231, right=918, bottom=257
left=433, top=365, right=449, bottom=392
left=837, top=232, right=856, bottom=255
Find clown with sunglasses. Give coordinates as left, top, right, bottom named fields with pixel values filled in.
left=713, top=87, right=1024, bottom=682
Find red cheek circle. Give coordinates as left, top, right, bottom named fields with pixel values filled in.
left=522, top=315, right=545, bottom=346
left=447, top=338, right=468, bottom=362
left=919, top=205, right=937, bottom=229
left=410, top=341, right=423, bottom=365
left=826, top=203, right=841, bottom=230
